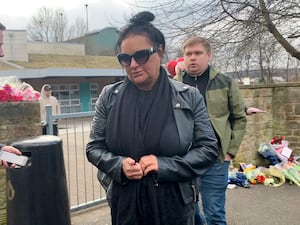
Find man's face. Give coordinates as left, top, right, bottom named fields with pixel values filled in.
left=183, top=43, right=211, bottom=75
left=0, top=30, right=4, bottom=57
left=44, top=90, right=51, bottom=97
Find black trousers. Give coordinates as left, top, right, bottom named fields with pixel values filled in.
left=42, top=124, right=58, bottom=136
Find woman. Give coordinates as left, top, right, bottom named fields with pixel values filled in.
left=86, top=11, right=219, bottom=225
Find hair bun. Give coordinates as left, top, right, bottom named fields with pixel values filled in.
left=130, top=11, right=155, bottom=25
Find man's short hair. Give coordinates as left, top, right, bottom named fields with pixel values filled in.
left=0, top=23, right=6, bottom=31
left=182, top=36, right=211, bottom=53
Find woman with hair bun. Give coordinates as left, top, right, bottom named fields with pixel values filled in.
left=86, top=11, right=219, bottom=225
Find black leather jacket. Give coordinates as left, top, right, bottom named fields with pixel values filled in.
left=86, top=77, right=219, bottom=205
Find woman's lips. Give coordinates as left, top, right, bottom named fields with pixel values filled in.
left=132, top=71, right=143, bottom=78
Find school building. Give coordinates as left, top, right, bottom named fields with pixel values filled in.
left=0, top=27, right=125, bottom=113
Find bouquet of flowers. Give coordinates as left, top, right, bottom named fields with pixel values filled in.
left=0, top=76, right=40, bottom=102
left=166, top=57, right=184, bottom=77
left=269, top=136, right=293, bottom=163
left=270, top=135, right=285, bottom=145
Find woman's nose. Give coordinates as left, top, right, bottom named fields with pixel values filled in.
left=129, top=57, right=139, bottom=67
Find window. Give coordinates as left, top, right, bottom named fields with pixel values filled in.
left=90, top=83, right=99, bottom=111
left=51, top=84, right=81, bottom=113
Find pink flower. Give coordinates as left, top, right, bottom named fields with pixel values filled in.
left=0, top=84, right=39, bottom=102
left=0, top=88, right=10, bottom=101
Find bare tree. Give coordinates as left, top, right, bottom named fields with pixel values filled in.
left=133, top=0, right=300, bottom=60
left=27, top=7, right=53, bottom=42
left=52, top=9, right=68, bottom=42
left=27, top=7, right=86, bottom=42
left=66, top=17, right=87, bottom=40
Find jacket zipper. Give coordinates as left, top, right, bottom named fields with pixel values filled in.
left=191, top=184, right=197, bottom=202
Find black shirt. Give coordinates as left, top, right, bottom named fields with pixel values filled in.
left=183, top=67, right=210, bottom=104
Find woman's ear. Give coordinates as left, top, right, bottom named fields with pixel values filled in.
left=156, top=45, right=164, bottom=58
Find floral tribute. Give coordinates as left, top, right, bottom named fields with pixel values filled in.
left=0, top=83, right=40, bottom=102
left=166, top=57, right=184, bottom=77
left=270, top=135, right=285, bottom=145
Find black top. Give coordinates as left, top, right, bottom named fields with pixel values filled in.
left=183, top=66, right=210, bottom=103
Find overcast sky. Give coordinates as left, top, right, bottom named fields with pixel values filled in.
left=0, top=0, right=137, bottom=31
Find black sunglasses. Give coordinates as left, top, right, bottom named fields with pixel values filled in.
left=117, top=48, right=156, bottom=67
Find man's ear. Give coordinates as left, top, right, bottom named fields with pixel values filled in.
left=208, top=51, right=212, bottom=61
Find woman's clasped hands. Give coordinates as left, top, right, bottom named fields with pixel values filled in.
left=122, top=155, right=158, bottom=180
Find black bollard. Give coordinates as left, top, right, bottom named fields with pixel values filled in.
left=6, top=135, right=71, bottom=225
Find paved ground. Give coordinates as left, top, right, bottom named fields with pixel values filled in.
left=71, top=204, right=110, bottom=225
left=56, top=120, right=300, bottom=225
left=56, top=119, right=300, bottom=225
left=226, top=183, right=300, bottom=225
left=71, top=183, right=300, bottom=225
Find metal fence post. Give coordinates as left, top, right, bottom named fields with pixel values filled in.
left=45, top=105, right=54, bottom=135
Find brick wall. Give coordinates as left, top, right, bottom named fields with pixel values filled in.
left=235, top=82, right=300, bottom=167
left=0, top=102, right=41, bottom=143
left=0, top=102, right=41, bottom=225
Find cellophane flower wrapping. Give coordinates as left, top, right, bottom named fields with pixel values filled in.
left=0, top=76, right=40, bottom=102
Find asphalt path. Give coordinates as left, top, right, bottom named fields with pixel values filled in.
left=226, top=183, right=300, bottom=225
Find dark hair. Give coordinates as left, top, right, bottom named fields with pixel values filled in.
left=44, top=84, right=52, bottom=91
left=0, top=23, right=6, bottom=31
left=115, top=11, right=165, bottom=54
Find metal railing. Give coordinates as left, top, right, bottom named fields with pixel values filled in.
left=45, top=105, right=106, bottom=212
